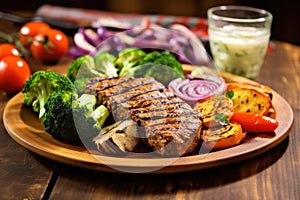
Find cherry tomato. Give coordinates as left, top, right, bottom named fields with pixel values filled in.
left=30, top=28, right=69, bottom=63
left=0, top=43, right=20, bottom=59
left=230, top=112, right=279, bottom=133
left=19, top=21, right=51, bottom=47
left=0, top=56, right=31, bottom=94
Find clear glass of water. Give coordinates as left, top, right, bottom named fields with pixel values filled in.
left=207, top=5, right=273, bottom=79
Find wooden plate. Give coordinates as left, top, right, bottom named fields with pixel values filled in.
left=3, top=73, right=294, bottom=174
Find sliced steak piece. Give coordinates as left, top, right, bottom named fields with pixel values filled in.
left=90, top=76, right=202, bottom=156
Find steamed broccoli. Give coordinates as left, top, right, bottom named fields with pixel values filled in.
left=132, top=63, right=184, bottom=87
left=22, top=70, right=74, bottom=119
left=138, top=51, right=184, bottom=78
left=122, top=51, right=185, bottom=86
left=115, top=48, right=146, bottom=76
left=42, top=92, right=110, bottom=144
left=42, top=90, right=81, bottom=143
left=67, top=54, right=103, bottom=83
left=91, top=105, right=110, bottom=130
left=94, top=52, right=118, bottom=77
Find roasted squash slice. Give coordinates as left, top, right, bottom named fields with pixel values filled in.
left=228, top=87, right=272, bottom=116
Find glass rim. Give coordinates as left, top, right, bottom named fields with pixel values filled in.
left=207, top=5, right=273, bottom=23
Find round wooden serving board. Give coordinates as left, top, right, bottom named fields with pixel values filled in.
left=3, top=72, right=294, bottom=174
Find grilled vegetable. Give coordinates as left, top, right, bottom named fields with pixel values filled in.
left=230, top=112, right=279, bottom=133
left=93, top=120, right=140, bottom=152
left=194, top=96, right=234, bottom=127
left=201, top=123, right=245, bottom=150
left=227, top=87, right=272, bottom=116
left=226, top=82, right=273, bottom=100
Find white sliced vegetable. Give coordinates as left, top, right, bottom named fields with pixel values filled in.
left=73, top=32, right=96, bottom=53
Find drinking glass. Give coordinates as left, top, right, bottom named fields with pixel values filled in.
left=207, top=5, right=273, bottom=79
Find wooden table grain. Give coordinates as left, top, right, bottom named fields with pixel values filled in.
left=0, top=17, right=299, bottom=200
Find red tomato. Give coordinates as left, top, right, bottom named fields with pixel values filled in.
left=30, top=28, right=69, bottom=63
left=0, top=43, right=20, bottom=59
left=230, top=112, right=279, bottom=133
left=0, top=56, right=31, bottom=94
left=19, top=21, right=51, bottom=47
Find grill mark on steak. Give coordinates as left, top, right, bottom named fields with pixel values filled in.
left=119, top=96, right=185, bottom=110
left=131, top=109, right=199, bottom=122
left=142, top=116, right=201, bottom=127
left=94, top=77, right=134, bottom=92
left=109, top=81, right=165, bottom=104
left=84, top=76, right=122, bottom=94
left=111, top=97, right=187, bottom=121
left=129, top=102, right=192, bottom=115
left=130, top=89, right=175, bottom=101
left=99, top=77, right=155, bottom=97
left=97, top=77, right=156, bottom=106
left=145, top=120, right=201, bottom=131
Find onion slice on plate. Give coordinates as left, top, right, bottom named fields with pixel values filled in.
left=168, top=76, right=226, bottom=104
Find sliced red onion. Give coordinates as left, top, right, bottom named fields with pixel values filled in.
left=168, top=77, right=226, bottom=104
left=73, top=32, right=96, bottom=53
left=79, top=28, right=101, bottom=46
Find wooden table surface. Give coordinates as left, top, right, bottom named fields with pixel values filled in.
left=0, top=15, right=299, bottom=200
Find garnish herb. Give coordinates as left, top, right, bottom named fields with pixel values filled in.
left=215, top=113, right=229, bottom=126
left=226, top=90, right=234, bottom=99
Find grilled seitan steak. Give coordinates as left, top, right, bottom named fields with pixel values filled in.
left=86, top=76, right=202, bottom=156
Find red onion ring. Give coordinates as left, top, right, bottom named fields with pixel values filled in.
left=168, top=77, right=226, bottom=104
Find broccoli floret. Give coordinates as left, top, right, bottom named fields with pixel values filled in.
left=73, top=94, right=110, bottom=143
left=74, top=77, right=90, bottom=95
left=42, top=91, right=81, bottom=143
left=139, top=51, right=184, bottom=78
left=91, top=105, right=110, bottom=130
left=42, top=92, right=110, bottom=144
left=67, top=54, right=103, bottom=83
left=132, top=63, right=184, bottom=87
left=73, top=93, right=97, bottom=115
left=115, top=48, right=146, bottom=76
left=22, top=70, right=74, bottom=119
left=94, top=52, right=118, bottom=77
